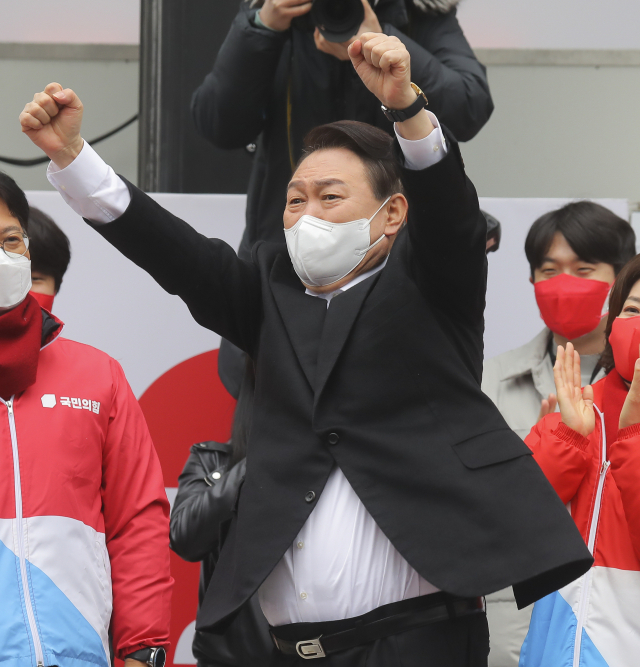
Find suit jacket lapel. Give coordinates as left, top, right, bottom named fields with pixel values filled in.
left=315, top=272, right=380, bottom=400
left=269, top=255, right=328, bottom=388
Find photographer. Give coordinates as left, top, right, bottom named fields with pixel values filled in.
left=192, top=0, right=493, bottom=260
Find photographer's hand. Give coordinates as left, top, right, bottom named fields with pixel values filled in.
left=349, top=33, right=434, bottom=140
left=259, top=0, right=313, bottom=32
left=314, top=0, right=381, bottom=61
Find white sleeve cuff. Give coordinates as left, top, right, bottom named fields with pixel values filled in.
left=394, top=111, right=448, bottom=171
left=47, top=141, right=132, bottom=224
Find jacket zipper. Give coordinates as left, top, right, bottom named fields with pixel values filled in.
left=3, top=398, right=45, bottom=667
left=572, top=406, right=609, bottom=667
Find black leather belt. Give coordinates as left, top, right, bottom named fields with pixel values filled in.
left=270, top=593, right=484, bottom=660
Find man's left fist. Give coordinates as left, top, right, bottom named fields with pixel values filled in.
left=348, top=33, right=415, bottom=111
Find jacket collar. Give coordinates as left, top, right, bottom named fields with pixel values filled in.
left=496, top=328, right=553, bottom=382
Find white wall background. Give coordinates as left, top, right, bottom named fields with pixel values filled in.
left=1, top=0, right=640, bottom=49
left=0, top=0, right=140, bottom=44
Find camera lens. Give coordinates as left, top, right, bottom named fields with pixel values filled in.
left=311, top=0, right=365, bottom=43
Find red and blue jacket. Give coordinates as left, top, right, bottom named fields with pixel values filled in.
left=0, top=315, right=172, bottom=667
left=520, top=372, right=640, bottom=667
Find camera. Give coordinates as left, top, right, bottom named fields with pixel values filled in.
left=310, top=0, right=365, bottom=43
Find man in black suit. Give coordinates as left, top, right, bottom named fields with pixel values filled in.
left=21, top=32, right=591, bottom=666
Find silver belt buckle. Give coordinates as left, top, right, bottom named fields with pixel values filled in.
left=296, top=637, right=326, bottom=659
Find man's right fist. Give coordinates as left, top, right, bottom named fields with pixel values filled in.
left=19, top=82, right=84, bottom=169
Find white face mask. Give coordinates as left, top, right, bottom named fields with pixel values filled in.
left=0, top=250, right=32, bottom=310
left=284, top=197, right=391, bottom=288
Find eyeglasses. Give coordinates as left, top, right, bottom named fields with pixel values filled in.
left=1, top=232, right=29, bottom=258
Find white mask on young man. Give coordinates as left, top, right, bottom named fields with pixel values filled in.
left=0, top=250, right=32, bottom=310
left=284, top=197, right=391, bottom=288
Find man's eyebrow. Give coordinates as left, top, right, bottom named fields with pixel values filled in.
left=0, top=224, right=22, bottom=235
left=287, top=178, right=347, bottom=191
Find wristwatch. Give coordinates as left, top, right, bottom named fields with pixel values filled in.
left=381, top=83, right=429, bottom=123
left=125, top=647, right=166, bottom=667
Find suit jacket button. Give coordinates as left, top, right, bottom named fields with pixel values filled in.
left=328, top=432, right=339, bottom=445
left=305, top=491, right=316, bottom=503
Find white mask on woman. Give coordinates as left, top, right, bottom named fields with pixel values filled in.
left=0, top=250, right=32, bottom=310
left=284, top=197, right=391, bottom=288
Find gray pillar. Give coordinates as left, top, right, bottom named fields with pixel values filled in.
left=138, top=0, right=254, bottom=193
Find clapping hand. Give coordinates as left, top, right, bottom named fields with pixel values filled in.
left=537, top=393, right=558, bottom=423
left=554, top=342, right=595, bottom=438
left=619, top=345, right=640, bottom=430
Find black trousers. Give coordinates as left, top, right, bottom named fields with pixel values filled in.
left=269, top=612, right=489, bottom=667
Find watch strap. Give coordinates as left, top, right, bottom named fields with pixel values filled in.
left=125, top=647, right=166, bottom=666
left=381, top=83, right=428, bottom=123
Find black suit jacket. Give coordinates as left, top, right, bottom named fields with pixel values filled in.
left=92, top=134, right=592, bottom=632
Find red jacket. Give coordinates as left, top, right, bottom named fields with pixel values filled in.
left=521, top=371, right=640, bottom=666
left=0, top=315, right=172, bottom=667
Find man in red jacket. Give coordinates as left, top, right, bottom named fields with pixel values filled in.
left=0, top=171, right=172, bottom=667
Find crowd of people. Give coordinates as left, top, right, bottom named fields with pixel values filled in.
left=2, top=1, right=639, bottom=666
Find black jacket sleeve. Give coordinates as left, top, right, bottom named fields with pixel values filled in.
left=89, top=180, right=263, bottom=356
left=401, top=129, right=487, bottom=325
left=191, top=4, right=289, bottom=149
left=170, top=447, right=246, bottom=563
left=385, top=9, right=493, bottom=141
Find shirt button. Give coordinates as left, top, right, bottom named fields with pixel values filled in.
left=300, top=592, right=308, bottom=600
left=211, top=471, right=221, bottom=480
left=297, top=541, right=304, bottom=549
left=305, top=491, right=316, bottom=503
left=433, top=145, right=440, bottom=152
left=328, top=432, right=339, bottom=446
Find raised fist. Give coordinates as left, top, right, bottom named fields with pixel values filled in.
left=19, top=82, right=84, bottom=168
left=348, top=33, right=415, bottom=112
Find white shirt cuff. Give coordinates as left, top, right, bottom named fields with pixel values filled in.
left=394, top=111, right=448, bottom=171
left=47, top=141, right=132, bottom=224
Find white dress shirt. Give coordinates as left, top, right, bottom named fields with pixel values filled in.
left=46, top=111, right=449, bottom=626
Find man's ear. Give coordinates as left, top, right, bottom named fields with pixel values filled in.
left=384, top=193, right=408, bottom=237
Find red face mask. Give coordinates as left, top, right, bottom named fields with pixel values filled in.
left=534, top=273, right=610, bottom=341
left=609, top=316, right=640, bottom=382
left=29, top=291, right=54, bottom=313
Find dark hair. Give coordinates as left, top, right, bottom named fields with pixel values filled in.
left=600, top=254, right=640, bottom=374
left=0, top=171, right=30, bottom=232
left=229, top=358, right=256, bottom=467
left=525, top=201, right=635, bottom=277
left=27, top=207, right=71, bottom=293
left=300, top=120, right=405, bottom=200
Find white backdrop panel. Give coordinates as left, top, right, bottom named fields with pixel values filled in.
left=25, top=192, right=628, bottom=396
left=26, top=192, right=245, bottom=397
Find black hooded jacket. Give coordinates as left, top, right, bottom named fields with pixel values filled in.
left=191, top=0, right=493, bottom=260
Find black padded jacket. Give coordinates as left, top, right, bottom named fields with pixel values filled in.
left=170, top=442, right=272, bottom=667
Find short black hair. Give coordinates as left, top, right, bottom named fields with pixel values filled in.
left=28, top=207, right=71, bottom=293
left=525, top=201, right=636, bottom=277
left=300, top=120, right=404, bottom=200
left=0, top=171, right=30, bottom=232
